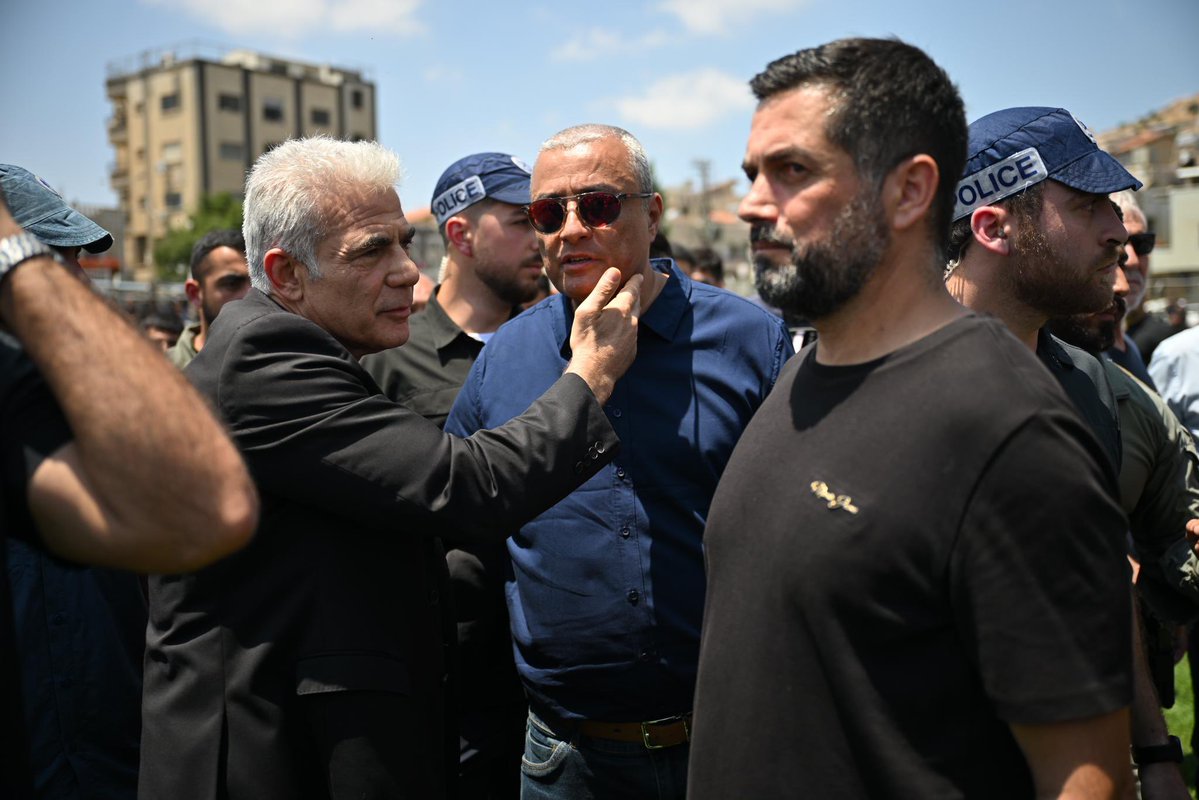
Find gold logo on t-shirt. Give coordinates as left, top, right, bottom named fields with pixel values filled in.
left=810, top=481, right=859, bottom=514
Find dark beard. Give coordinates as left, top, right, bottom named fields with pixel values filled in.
left=1046, top=295, right=1126, bottom=355
left=477, top=258, right=542, bottom=307
left=1007, top=225, right=1121, bottom=317
left=751, top=191, right=889, bottom=321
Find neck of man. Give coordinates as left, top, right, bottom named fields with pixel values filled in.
left=813, top=243, right=967, bottom=366
left=437, top=256, right=520, bottom=335
left=945, top=256, right=1045, bottom=351
left=195, top=316, right=211, bottom=352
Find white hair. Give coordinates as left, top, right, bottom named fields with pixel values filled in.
left=1111, top=190, right=1147, bottom=227
left=539, top=124, right=653, bottom=194
left=243, top=136, right=402, bottom=293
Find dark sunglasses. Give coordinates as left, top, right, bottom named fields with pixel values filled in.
left=525, top=191, right=653, bottom=234
left=1127, top=232, right=1156, bottom=256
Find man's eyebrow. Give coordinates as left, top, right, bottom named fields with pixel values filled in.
left=344, top=233, right=392, bottom=258
left=532, top=183, right=619, bottom=201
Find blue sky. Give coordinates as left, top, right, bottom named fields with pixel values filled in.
left=3, top=0, right=1197, bottom=212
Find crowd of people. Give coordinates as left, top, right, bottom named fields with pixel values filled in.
left=4, top=35, right=1199, bottom=800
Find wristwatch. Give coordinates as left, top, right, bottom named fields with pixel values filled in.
left=0, top=232, right=59, bottom=285
left=1132, top=735, right=1184, bottom=765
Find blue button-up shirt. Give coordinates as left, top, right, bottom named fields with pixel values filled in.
left=446, top=259, right=792, bottom=724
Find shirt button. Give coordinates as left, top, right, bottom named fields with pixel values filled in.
left=616, top=467, right=626, bottom=479
left=627, top=589, right=640, bottom=605
left=574, top=461, right=585, bottom=473
left=611, top=408, right=622, bottom=419
left=51, top=613, right=67, bottom=625
left=638, top=649, right=652, bottom=662
left=620, top=527, right=631, bottom=539
left=429, top=589, right=440, bottom=605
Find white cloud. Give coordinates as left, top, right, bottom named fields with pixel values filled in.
left=140, top=0, right=424, bottom=39
left=550, top=28, right=672, bottom=62
left=658, top=0, right=807, bottom=35
left=612, top=69, right=753, bottom=130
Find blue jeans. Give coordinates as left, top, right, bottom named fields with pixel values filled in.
left=520, top=711, right=689, bottom=800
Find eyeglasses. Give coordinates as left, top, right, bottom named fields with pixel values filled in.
left=525, top=191, right=653, bottom=234
left=1127, top=232, right=1156, bottom=256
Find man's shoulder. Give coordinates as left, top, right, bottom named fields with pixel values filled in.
left=1151, top=325, right=1199, bottom=363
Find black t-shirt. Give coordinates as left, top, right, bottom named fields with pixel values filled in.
left=0, top=332, right=73, bottom=799
left=689, top=315, right=1131, bottom=800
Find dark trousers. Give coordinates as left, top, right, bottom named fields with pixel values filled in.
left=302, top=691, right=452, bottom=800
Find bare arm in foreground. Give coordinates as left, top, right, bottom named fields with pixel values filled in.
left=0, top=193, right=257, bottom=572
left=1012, top=708, right=1130, bottom=800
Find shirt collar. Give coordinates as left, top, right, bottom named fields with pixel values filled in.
left=1036, top=328, right=1076, bottom=373
left=549, top=258, right=691, bottom=353
left=424, top=286, right=521, bottom=350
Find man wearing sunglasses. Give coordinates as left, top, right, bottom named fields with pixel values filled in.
left=1108, top=192, right=1158, bottom=385
left=446, top=124, right=792, bottom=800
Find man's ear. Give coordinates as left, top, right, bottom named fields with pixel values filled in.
left=445, top=216, right=473, bottom=257
left=883, top=154, right=938, bottom=233
left=969, top=206, right=1012, bottom=257
left=263, top=248, right=304, bottom=301
left=184, top=277, right=202, bottom=308
left=647, top=193, right=664, bottom=240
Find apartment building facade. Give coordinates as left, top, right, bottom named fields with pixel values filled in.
left=107, top=45, right=376, bottom=275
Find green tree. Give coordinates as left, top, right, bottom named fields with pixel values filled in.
left=153, top=193, right=243, bottom=281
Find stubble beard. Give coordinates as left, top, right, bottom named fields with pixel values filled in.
left=752, top=190, right=890, bottom=322
left=475, top=255, right=543, bottom=307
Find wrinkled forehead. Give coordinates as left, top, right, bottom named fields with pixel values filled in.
left=532, top=138, right=636, bottom=196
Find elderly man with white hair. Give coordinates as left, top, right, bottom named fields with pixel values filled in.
left=138, top=137, right=643, bottom=800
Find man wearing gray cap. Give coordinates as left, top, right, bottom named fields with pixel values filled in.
left=0, top=164, right=112, bottom=272
left=0, top=170, right=256, bottom=797
left=2, top=164, right=189, bottom=799
left=363, top=152, right=544, bottom=799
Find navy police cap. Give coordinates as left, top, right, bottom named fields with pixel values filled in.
left=953, top=107, right=1141, bottom=223
left=430, top=152, right=532, bottom=227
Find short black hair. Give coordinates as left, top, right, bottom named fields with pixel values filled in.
left=691, top=247, right=723, bottom=282
left=190, top=229, right=246, bottom=281
left=750, top=38, right=967, bottom=257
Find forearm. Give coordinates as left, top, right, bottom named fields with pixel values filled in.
left=3, top=254, right=257, bottom=571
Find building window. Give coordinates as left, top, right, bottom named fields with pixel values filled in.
left=165, top=192, right=182, bottom=209
left=263, top=98, right=284, bottom=123
left=161, top=93, right=180, bottom=112
left=218, top=93, right=241, bottom=112
left=311, top=108, right=331, bottom=126
left=351, top=89, right=364, bottom=109
left=161, top=141, right=182, bottom=163
left=219, top=142, right=244, bottom=161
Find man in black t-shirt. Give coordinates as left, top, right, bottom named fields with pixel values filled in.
left=689, top=39, right=1132, bottom=800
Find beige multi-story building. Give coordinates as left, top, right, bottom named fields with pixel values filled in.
left=107, top=45, right=376, bottom=275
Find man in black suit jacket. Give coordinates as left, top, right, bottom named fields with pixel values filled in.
left=138, top=138, right=642, bottom=800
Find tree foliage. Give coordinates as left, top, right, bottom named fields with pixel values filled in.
left=153, top=193, right=243, bottom=281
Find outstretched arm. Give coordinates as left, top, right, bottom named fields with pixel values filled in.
left=0, top=192, right=257, bottom=573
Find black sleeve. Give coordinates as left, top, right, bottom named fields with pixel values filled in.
left=0, top=336, right=73, bottom=545
left=951, top=411, right=1132, bottom=725
left=213, top=312, right=619, bottom=542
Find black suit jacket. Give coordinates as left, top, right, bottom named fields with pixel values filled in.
left=139, top=290, right=618, bottom=799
